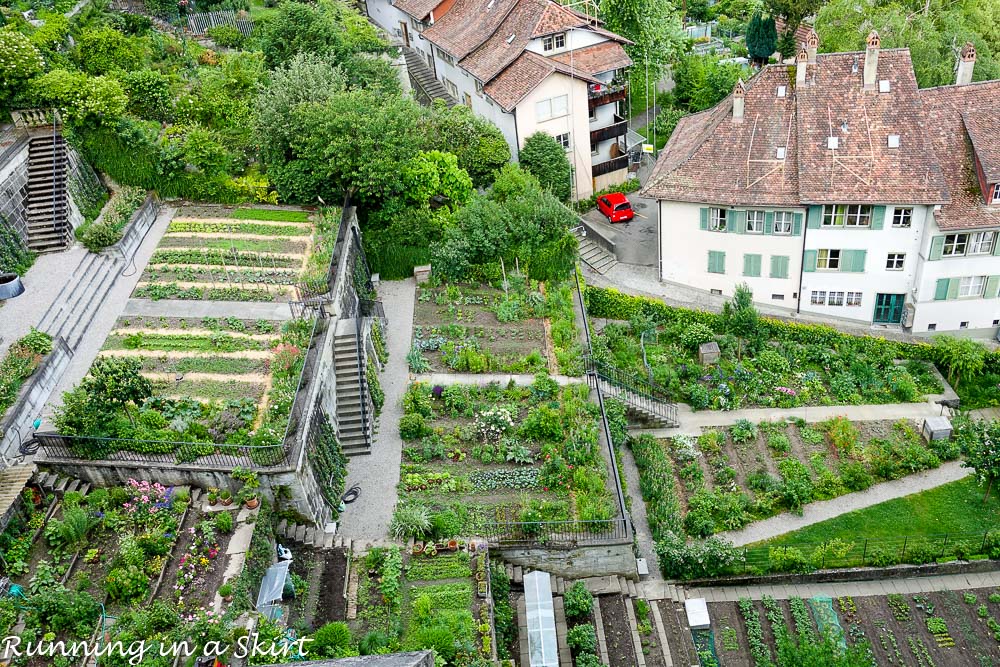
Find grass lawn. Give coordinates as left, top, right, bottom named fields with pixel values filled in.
left=762, top=476, right=999, bottom=547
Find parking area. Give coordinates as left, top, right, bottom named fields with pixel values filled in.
left=583, top=190, right=658, bottom=266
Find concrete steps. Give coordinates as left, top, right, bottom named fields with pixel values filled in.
left=24, top=134, right=70, bottom=253
left=31, top=469, right=90, bottom=499
left=333, top=329, right=373, bottom=457
left=402, top=47, right=457, bottom=106
left=575, top=228, right=618, bottom=274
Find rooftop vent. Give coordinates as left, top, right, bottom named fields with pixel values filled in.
left=851, top=57, right=859, bottom=74
left=887, top=134, right=900, bottom=148
left=776, top=85, right=786, bottom=98
left=879, top=79, right=891, bottom=93
left=486, top=0, right=495, bottom=9
left=776, top=146, right=786, bottom=159
left=505, top=32, right=515, bottom=44
left=841, top=121, right=849, bottom=133
left=827, top=136, right=839, bottom=149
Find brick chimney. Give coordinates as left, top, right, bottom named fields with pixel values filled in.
left=732, top=79, right=745, bottom=122
left=806, top=28, right=818, bottom=64
left=863, top=31, right=880, bottom=90
left=956, top=41, right=976, bottom=85
left=796, top=49, right=808, bottom=85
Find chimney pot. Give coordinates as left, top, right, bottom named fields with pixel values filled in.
left=863, top=30, right=880, bottom=90
left=806, top=27, right=818, bottom=64
left=795, top=50, right=808, bottom=85
left=956, top=41, right=976, bottom=85
left=732, top=78, right=746, bottom=122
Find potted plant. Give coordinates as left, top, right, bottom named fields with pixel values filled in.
left=448, top=539, right=458, bottom=551
left=238, top=487, right=259, bottom=510
left=219, top=490, right=233, bottom=506
left=232, top=467, right=260, bottom=509
left=412, top=542, right=424, bottom=555
left=219, top=583, right=233, bottom=603
left=207, top=489, right=219, bottom=506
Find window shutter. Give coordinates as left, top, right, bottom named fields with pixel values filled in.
left=929, top=235, right=945, bottom=260
left=871, top=205, right=885, bottom=230
left=699, top=208, right=709, bottom=230
left=732, top=210, right=747, bottom=234
left=851, top=249, right=866, bottom=272
left=803, top=249, right=817, bottom=272
left=986, top=275, right=1000, bottom=299
left=764, top=212, right=774, bottom=235
left=993, top=238, right=1000, bottom=257
left=770, top=255, right=789, bottom=279
left=793, top=212, right=803, bottom=235
left=947, top=278, right=961, bottom=300
left=743, top=254, right=761, bottom=277
left=934, top=278, right=950, bottom=301
left=708, top=251, right=726, bottom=273
left=807, top=205, right=823, bottom=229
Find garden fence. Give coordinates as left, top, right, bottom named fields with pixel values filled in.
left=734, top=530, right=997, bottom=575
left=186, top=9, right=254, bottom=37
left=480, top=517, right=631, bottom=549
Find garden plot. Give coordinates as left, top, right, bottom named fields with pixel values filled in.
left=133, top=208, right=316, bottom=303
left=594, top=321, right=943, bottom=411
left=390, top=378, right=616, bottom=540
left=630, top=414, right=961, bottom=545
left=409, top=280, right=583, bottom=376
left=710, top=589, right=1000, bottom=667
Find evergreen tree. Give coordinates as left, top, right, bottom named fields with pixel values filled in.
left=746, top=12, right=778, bottom=65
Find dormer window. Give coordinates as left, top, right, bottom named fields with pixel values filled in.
left=993, top=183, right=1000, bottom=203
left=542, top=33, right=565, bottom=51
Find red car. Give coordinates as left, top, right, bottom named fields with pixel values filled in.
left=597, top=192, right=635, bottom=223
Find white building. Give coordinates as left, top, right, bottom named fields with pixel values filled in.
left=643, top=32, right=1000, bottom=336
left=365, top=0, right=633, bottom=199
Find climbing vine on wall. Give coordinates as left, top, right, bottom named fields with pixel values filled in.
left=0, top=219, right=33, bottom=275
left=308, top=417, right=349, bottom=516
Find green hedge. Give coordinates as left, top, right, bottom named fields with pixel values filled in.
left=584, top=285, right=1000, bottom=376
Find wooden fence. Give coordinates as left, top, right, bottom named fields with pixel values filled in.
left=187, top=9, right=254, bottom=36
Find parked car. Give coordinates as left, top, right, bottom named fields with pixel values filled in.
left=597, top=192, right=635, bottom=223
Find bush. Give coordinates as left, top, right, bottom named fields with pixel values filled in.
left=399, top=413, right=431, bottom=440
left=390, top=503, right=431, bottom=540
left=768, top=546, right=812, bottom=574
left=105, top=565, right=149, bottom=601
left=567, top=624, right=597, bottom=654
left=206, top=25, right=244, bottom=48
left=214, top=511, right=234, bottom=534
left=563, top=582, right=593, bottom=622
left=80, top=222, right=122, bottom=252
left=575, top=654, right=603, bottom=667
left=311, top=622, right=352, bottom=658
left=680, top=323, right=714, bottom=351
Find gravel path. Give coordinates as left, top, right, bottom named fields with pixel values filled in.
left=336, top=279, right=415, bottom=540
left=414, top=372, right=585, bottom=386
left=618, top=443, right=663, bottom=579
left=715, top=460, right=972, bottom=547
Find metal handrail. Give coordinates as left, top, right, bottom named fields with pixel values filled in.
left=480, top=517, right=631, bottom=548
left=584, top=356, right=679, bottom=427
left=639, top=328, right=654, bottom=383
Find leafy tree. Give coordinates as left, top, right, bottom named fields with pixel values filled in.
left=721, top=283, right=759, bottom=359
left=75, top=26, right=142, bottom=75
left=776, top=29, right=798, bottom=59
left=121, top=69, right=173, bottom=120
left=0, top=31, right=45, bottom=105
left=598, top=0, right=686, bottom=80
left=746, top=12, right=777, bottom=65
left=422, top=101, right=511, bottom=187
left=30, top=70, right=128, bottom=125
left=672, top=54, right=747, bottom=111
left=257, top=0, right=387, bottom=70
left=654, top=107, right=688, bottom=141
left=518, top=132, right=572, bottom=202
left=962, top=419, right=1000, bottom=503
left=932, top=335, right=986, bottom=387
left=764, top=0, right=822, bottom=33
left=401, top=150, right=473, bottom=211
left=85, top=356, right=152, bottom=425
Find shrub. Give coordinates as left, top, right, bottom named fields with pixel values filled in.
left=563, top=582, right=593, bottom=622
left=105, top=565, right=149, bottom=601
left=359, top=631, right=391, bottom=655
left=311, top=622, right=352, bottom=658
left=206, top=25, right=244, bottom=48
left=399, top=413, right=431, bottom=440
left=390, top=503, right=431, bottom=540
left=214, top=511, right=234, bottom=534
left=768, top=546, right=812, bottom=574
left=575, top=654, right=603, bottom=667
left=681, top=323, right=714, bottom=351
left=80, top=222, right=122, bottom=252
left=866, top=547, right=898, bottom=568
left=730, top=419, right=758, bottom=444
left=567, top=624, right=597, bottom=654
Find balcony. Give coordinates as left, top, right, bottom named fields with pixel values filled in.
left=588, top=83, right=627, bottom=109
left=592, top=155, right=629, bottom=177
left=590, top=115, right=628, bottom=147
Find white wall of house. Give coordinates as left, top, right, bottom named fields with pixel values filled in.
left=515, top=72, right=594, bottom=199
left=658, top=201, right=805, bottom=308
left=524, top=27, right=606, bottom=57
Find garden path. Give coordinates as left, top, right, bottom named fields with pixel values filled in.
left=618, top=443, right=663, bottom=580
left=413, top=372, right=586, bottom=386
left=336, top=279, right=415, bottom=541
left=679, top=568, right=1000, bottom=602
left=714, top=460, right=971, bottom=547
left=122, top=299, right=293, bottom=320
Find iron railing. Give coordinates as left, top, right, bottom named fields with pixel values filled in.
left=584, top=356, right=679, bottom=427
left=588, top=84, right=627, bottom=106
left=480, top=518, right=631, bottom=548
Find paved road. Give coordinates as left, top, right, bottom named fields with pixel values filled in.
left=583, top=190, right=659, bottom=267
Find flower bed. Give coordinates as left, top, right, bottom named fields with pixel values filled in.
left=0, top=329, right=52, bottom=421
left=390, top=377, right=616, bottom=541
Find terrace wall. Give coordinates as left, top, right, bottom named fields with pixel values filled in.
left=498, top=543, right=636, bottom=579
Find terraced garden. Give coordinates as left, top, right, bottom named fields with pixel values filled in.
left=133, top=207, right=328, bottom=303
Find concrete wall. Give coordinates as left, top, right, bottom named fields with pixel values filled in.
left=0, top=140, right=29, bottom=240
left=0, top=339, right=72, bottom=461
left=498, top=543, right=636, bottom=579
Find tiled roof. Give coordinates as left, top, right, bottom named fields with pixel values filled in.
left=392, top=0, right=440, bottom=21
left=774, top=18, right=813, bottom=51
left=644, top=48, right=952, bottom=208
left=962, top=108, right=1000, bottom=182
left=483, top=51, right=598, bottom=111
left=920, top=81, right=1000, bottom=230
left=460, top=0, right=547, bottom=82
left=422, top=0, right=519, bottom=59
left=532, top=3, right=587, bottom=37
left=549, top=41, right=632, bottom=75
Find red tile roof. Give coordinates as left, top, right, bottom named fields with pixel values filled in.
left=962, top=108, right=1000, bottom=182
left=549, top=41, right=632, bottom=75
left=920, top=81, right=1000, bottom=230
left=483, top=51, right=597, bottom=111
left=393, top=0, right=440, bottom=21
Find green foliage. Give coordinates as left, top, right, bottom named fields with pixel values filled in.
left=311, top=622, right=352, bottom=658
left=933, top=335, right=987, bottom=387
left=422, top=101, right=511, bottom=188
left=121, top=69, right=172, bottom=120
left=390, top=503, right=432, bottom=540
left=44, top=506, right=99, bottom=553
left=671, top=54, right=748, bottom=112
left=105, top=564, right=149, bottom=602
left=78, top=186, right=147, bottom=252
left=400, top=413, right=432, bottom=441
left=746, top=12, right=778, bottom=63
left=0, top=330, right=52, bottom=421
left=563, top=581, right=594, bottom=622
left=76, top=26, right=141, bottom=75
left=567, top=624, right=598, bottom=653
left=518, top=132, right=572, bottom=202
left=206, top=25, right=245, bottom=48
left=0, top=222, right=34, bottom=275
left=0, top=31, right=44, bottom=102
left=961, top=418, right=1000, bottom=502
left=598, top=0, right=686, bottom=80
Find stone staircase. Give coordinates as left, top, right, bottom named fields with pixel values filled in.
left=595, top=376, right=679, bottom=427
left=24, top=132, right=70, bottom=253
left=334, top=327, right=373, bottom=457
left=402, top=47, right=456, bottom=106
left=36, top=250, right=122, bottom=351
left=32, top=469, right=92, bottom=497
left=574, top=227, right=618, bottom=275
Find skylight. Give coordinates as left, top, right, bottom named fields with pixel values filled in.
left=879, top=79, right=891, bottom=93
left=776, top=147, right=786, bottom=159
left=827, top=137, right=839, bottom=149
left=887, top=134, right=900, bottom=148
left=506, top=32, right=516, bottom=44
left=776, top=85, right=786, bottom=98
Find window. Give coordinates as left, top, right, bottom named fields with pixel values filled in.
left=710, top=289, right=723, bottom=295
left=463, top=93, right=472, bottom=108
left=847, top=291, right=862, bottom=306
left=444, top=79, right=458, bottom=99
left=891, top=207, right=912, bottom=228
left=746, top=210, right=765, bottom=234
left=816, top=249, right=841, bottom=270
left=993, top=319, right=999, bottom=326
left=436, top=46, right=455, bottom=65
left=810, top=291, right=827, bottom=305
left=535, top=94, right=568, bottom=121
left=942, top=233, right=968, bottom=256
left=828, top=291, right=845, bottom=306
left=541, top=33, right=565, bottom=51
left=773, top=211, right=793, bottom=235
left=708, top=251, right=726, bottom=274
left=960, top=321, right=969, bottom=329
left=958, top=275, right=987, bottom=298
left=709, top=208, right=727, bottom=232
left=969, top=231, right=995, bottom=255
left=993, top=183, right=1000, bottom=201
left=475, top=80, right=484, bottom=96
left=823, top=205, right=872, bottom=227
left=554, top=132, right=571, bottom=150
left=886, top=253, right=905, bottom=270
left=589, top=106, right=597, bottom=121
left=927, top=323, right=937, bottom=331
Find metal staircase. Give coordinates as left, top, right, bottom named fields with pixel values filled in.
left=15, top=110, right=70, bottom=253
left=333, top=325, right=374, bottom=457
left=585, top=356, right=679, bottom=427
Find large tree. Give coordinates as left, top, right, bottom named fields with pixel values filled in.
left=962, top=419, right=1000, bottom=503
left=421, top=101, right=511, bottom=188
left=598, top=0, right=686, bottom=80
left=764, top=0, right=822, bottom=32
left=672, top=54, right=747, bottom=111
left=746, top=12, right=778, bottom=65
left=517, top=132, right=572, bottom=202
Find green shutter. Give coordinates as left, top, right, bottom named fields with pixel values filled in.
left=708, top=250, right=726, bottom=274
left=947, top=278, right=961, bottom=300
left=993, top=236, right=1000, bottom=256
left=729, top=210, right=745, bottom=234
left=803, top=249, right=817, bottom=272
left=807, top=205, right=823, bottom=229
left=699, top=208, right=709, bottom=230
left=793, top=212, right=803, bottom=235
left=934, top=278, right=950, bottom=301
left=764, top=212, right=774, bottom=235
left=770, top=255, right=789, bottom=279
left=929, top=235, right=945, bottom=260
left=842, top=249, right=866, bottom=273
left=985, top=275, right=1000, bottom=298
left=743, top=253, right=761, bottom=277
left=871, top=205, right=885, bottom=230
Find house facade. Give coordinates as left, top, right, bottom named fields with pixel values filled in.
left=366, top=0, right=633, bottom=199
left=644, top=32, right=1000, bottom=335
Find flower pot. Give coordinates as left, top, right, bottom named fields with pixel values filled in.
left=223, top=594, right=233, bottom=603
left=208, top=497, right=218, bottom=506
left=220, top=497, right=233, bottom=506
left=412, top=543, right=424, bottom=555
left=448, top=540, right=458, bottom=551
left=244, top=497, right=259, bottom=509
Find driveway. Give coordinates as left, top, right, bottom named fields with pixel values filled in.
left=583, top=191, right=658, bottom=266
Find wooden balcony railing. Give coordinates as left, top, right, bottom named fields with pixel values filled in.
left=590, top=116, right=628, bottom=146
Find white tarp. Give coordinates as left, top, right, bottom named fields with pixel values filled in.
left=255, top=560, right=290, bottom=620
